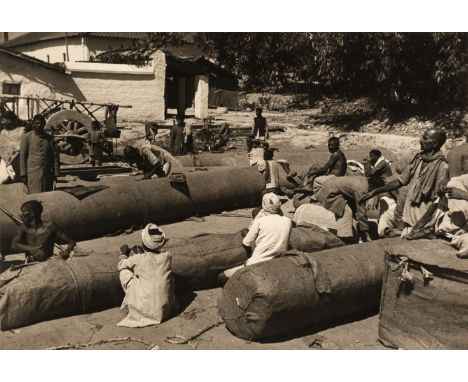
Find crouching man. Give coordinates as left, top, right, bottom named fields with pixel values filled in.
left=218, top=193, right=292, bottom=284
left=117, top=223, right=175, bottom=328
left=11, top=200, right=75, bottom=262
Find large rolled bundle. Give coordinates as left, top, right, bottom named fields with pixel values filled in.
left=0, top=253, right=123, bottom=331
left=218, top=238, right=409, bottom=341
left=177, top=153, right=247, bottom=167
left=0, top=167, right=264, bottom=255
left=170, top=224, right=344, bottom=291
left=0, top=224, right=343, bottom=330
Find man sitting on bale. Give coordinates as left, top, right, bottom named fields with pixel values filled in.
left=298, top=136, right=347, bottom=195
left=219, top=193, right=292, bottom=284
left=11, top=200, right=75, bottom=263
left=117, top=223, right=175, bottom=327
left=363, top=149, right=393, bottom=191
left=360, top=128, right=449, bottom=240
left=124, top=144, right=176, bottom=179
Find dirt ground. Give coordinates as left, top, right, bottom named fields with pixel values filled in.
left=0, top=107, right=428, bottom=350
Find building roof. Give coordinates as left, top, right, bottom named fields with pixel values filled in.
left=0, top=47, right=65, bottom=72
left=2, top=32, right=148, bottom=48
left=166, top=54, right=237, bottom=79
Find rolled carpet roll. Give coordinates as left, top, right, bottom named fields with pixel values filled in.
left=0, top=253, right=123, bottom=331
left=0, top=167, right=265, bottom=255
left=217, top=237, right=408, bottom=341
left=0, top=224, right=343, bottom=330
left=170, top=224, right=344, bottom=291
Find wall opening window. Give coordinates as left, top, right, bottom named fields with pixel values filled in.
left=63, top=53, right=66, bottom=62
left=2, top=82, right=21, bottom=95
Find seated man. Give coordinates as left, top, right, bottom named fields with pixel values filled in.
left=144, top=122, right=159, bottom=145
left=300, top=137, right=347, bottom=194
left=446, top=126, right=468, bottom=179
left=11, top=200, right=75, bottom=262
left=363, top=149, right=393, bottom=191
left=117, top=224, right=175, bottom=327
left=124, top=144, right=174, bottom=179
left=219, top=193, right=292, bottom=283
left=212, top=123, right=231, bottom=151
left=247, top=137, right=268, bottom=169
left=360, top=128, right=449, bottom=239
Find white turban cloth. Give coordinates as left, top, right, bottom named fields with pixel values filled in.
left=141, top=223, right=166, bottom=251
left=262, top=192, right=282, bottom=214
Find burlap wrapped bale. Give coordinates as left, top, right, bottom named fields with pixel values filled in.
left=288, top=224, right=344, bottom=252
left=0, top=167, right=265, bottom=255
left=379, top=240, right=468, bottom=349
left=169, top=232, right=247, bottom=291
left=170, top=224, right=344, bottom=291
left=0, top=253, right=123, bottom=331
left=0, top=224, right=343, bottom=329
left=218, top=238, right=406, bottom=341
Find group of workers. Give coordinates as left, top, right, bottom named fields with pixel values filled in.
left=3, top=105, right=468, bottom=328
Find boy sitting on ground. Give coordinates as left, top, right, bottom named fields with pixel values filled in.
left=11, top=200, right=75, bottom=262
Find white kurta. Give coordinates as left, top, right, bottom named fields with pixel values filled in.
left=117, top=251, right=175, bottom=328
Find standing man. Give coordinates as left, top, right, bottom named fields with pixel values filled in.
left=88, top=120, right=105, bottom=167
left=252, top=107, right=269, bottom=141
left=19, top=114, right=60, bottom=194
left=170, top=115, right=186, bottom=156
left=360, top=128, right=449, bottom=239
left=446, top=127, right=468, bottom=179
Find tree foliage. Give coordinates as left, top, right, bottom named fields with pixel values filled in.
left=145, top=32, right=467, bottom=110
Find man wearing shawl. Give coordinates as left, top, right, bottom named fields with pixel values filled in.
left=220, top=193, right=292, bottom=282
left=360, top=128, right=449, bottom=239
left=117, top=224, right=175, bottom=327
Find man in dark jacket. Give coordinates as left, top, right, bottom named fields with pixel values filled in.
left=19, top=114, right=60, bottom=194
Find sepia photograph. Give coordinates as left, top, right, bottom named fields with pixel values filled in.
left=0, top=1, right=466, bottom=379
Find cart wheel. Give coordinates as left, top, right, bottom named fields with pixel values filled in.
left=45, top=110, right=93, bottom=159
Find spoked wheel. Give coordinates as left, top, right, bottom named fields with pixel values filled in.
left=45, top=110, right=93, bottom=164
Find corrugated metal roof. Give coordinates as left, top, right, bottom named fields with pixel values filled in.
left=0, top=47, right=66, bottom=72
left=1, top=32, right=147, bottom=48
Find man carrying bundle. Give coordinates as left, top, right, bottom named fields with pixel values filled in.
left=360, top=128, right=449, bottom=239
left=219, top=193, right=292, bottom=283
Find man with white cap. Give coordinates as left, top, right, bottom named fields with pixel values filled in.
left=219, top=193, right=293, bottom=282
left=117, top=223, right=175, bottom=327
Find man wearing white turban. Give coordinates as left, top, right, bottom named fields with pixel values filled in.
left=117, top=223, right=175, bottom=327
left=220, top=193, right=292, bottom=282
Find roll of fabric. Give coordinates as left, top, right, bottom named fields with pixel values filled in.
left=0, top=167, right=265, bottom=255
left=217, top=238, right=410, bottom=341
left=0, top=224, right=343, bottom=330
